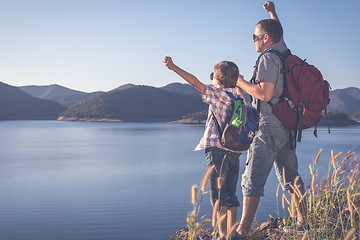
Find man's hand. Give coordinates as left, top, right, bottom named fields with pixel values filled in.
left=238, top=74, right=245, bottom=82
left=237, top=73, right=275, bottom=102
left=263, top=1, right=275, bottom=14
left=263, top=1, right=280, bottom=23
left=163, top=56, right=175, bottom=70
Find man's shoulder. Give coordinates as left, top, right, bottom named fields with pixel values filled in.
left=261, top=40, right=288, bottom=57
left=258, top=49, right=284, bottom=69
left=256, top=54, right=278, bottom=74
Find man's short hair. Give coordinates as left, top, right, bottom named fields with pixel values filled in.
left=257, top=19, right=283, bottom=43
left=214, top=61, right=239, bottom=88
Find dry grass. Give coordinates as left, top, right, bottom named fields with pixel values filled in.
left=276, top=149, right=360, bottom=239
left=172, top=149, right=360, bottom=240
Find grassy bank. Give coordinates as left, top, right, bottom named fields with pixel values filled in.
left=170, top=149, right=360, bottom=240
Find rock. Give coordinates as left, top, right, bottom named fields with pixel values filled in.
left=169, top=227, right=213, bottom=240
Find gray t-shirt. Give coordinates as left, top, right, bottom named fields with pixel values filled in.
left=252, top=40, right=288, bottom=123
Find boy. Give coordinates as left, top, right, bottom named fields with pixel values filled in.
left=163, top=56, right=244, bottom=239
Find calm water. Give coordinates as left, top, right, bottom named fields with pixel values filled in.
left=0, top=121, right=359, bottom=240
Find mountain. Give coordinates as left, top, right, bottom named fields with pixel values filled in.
left=4, top=80, right=359, bottom=123
left=161, top=82, right=198, bottom=94
left=327, top=87, right=360, bottom=120
left=170, top=86, right=360, bottom=124
left=59, top=84, right=207, bottom=122
left=328, top=87, right=360, bottom=112
left=161, top=84, right=360, bottom=115
left=0, top=82, right=67, bottom=120
left=19, top=84, right=102, bottom=107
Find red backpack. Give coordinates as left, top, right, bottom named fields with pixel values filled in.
left=253, top=49, right=330, bottom=142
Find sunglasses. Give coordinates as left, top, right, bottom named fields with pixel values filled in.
left=210, top=72, right=224, bottom=84
left=252, top=33, right=268, bottom=42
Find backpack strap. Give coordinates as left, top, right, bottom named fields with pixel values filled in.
left=210, top=91, right=241, bottom=136
left=225, top=91, right=237, bottom=100
left=297, top=104, right=304, bottom=142
left=251, top=49, right=299, bottom=148
left=250, top=49, right=290, bottom=106
left=266, top=49, right=307, bottom=144
left=289, top=129, right=297, bottom=149
left=265, top=49, right=290, bottom=106
left=210, top=108, right=223, bottom=137
left=323, top=81, right=331, bottom=135
left=313, top=82, right=331, bottom=138
left=249, top=52, right=265, bottom=107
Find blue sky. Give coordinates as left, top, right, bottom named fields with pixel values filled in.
left=0, top=0, right=359, bottom=92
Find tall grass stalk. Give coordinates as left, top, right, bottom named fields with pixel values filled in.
left=181, top=149, right=359, bottom=240
left=278, top=149, right=360, bottom=239
left=185, top=165, right=214, bottom=240
left=186, top=157, right=228, bottom=240
left=184, top=155, right=242, bottom=240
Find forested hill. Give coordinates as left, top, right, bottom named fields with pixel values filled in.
left=1, top=81, right=359, bottom=123
left=328, top=87, right=360, bottom=116
left=59, top=84, right=207, bottom=122
left=0, top=82, right=67, bottom=120
left=19, top=84, right=102, bottom=107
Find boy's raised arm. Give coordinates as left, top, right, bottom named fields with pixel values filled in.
left=163, top=56, right=205, bottom=94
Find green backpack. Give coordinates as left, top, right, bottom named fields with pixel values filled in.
left=211, top=92, right=259, bottom=151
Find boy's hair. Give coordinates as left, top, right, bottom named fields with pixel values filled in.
left=257, top=19, right=283, bottom=43
left=214, top=61, right=239, bottom=88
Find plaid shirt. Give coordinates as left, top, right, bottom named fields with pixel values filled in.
left=195, top=85, right=242, bottom=152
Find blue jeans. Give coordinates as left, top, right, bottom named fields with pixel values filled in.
left=205, top=147, right=241, bottom=208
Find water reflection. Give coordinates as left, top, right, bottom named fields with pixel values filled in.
left=0, top=121, right=359, bottom=240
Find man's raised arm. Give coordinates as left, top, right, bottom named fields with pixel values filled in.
left=263, top=1, right=284, bottom=41
left=263, top=1, right=280, bottom=22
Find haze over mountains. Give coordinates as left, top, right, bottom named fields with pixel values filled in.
left=0, top=82, right=67, bottom=120
left=19, top=84, right=103, bottom=107
left=0, top=81, right=359, bottom=123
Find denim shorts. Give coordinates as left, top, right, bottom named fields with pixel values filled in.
left=241, top=121, right=304, bottom=197
left=205, top=147, right=241, bottom=208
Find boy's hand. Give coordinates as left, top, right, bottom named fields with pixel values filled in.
left=162, top=56, right=205, bottom=94
left=163, top=56, right=175, bottom=70
left=237, top=74, right=245, bottom=82
left=263, top=1, right=275, bottom=14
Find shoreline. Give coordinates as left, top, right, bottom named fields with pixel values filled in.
left=57, top=117, right=360, bottom=127
left=170, top=217, right=299, bottom=240
left=57, top=117, right=123, bottom=122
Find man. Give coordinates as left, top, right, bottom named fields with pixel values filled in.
left=236, top=2, right=306, bottom=237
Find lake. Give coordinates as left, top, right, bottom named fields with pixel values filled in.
left=0, top=121, right=359, bottom=240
